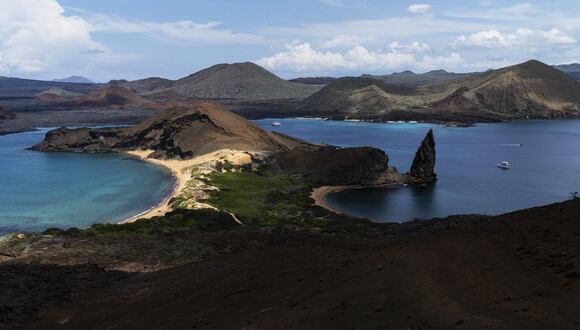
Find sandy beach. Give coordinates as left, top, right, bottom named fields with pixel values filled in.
left=310, top=186, right=353, bottom=214
left=311, top=182, right=405, bottom=215
left=119, top=149, right=258, bottom=223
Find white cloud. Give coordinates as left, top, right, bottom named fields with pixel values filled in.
left=256, top=42, right=460, bottom=72
left=89, top=14, right=264, bottom=46
left=454, top=28, right=576, bottom=48
left=407, top=4, right=431, bottom=14
left=389, top=41, right=430, bottom=53
left=417, top=52, right=462, bottom=69
left=257, top=42, right=414, bottom=72
left=0, top=0, right=105, bottom=74
left=321, top=35, right=375, bottom=48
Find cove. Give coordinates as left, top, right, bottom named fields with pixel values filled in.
left=253, top=118, right=580, bottom=222
left=0, top=129, right=174, bottom=234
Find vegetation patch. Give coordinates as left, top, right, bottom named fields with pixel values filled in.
left=205, top=171, right=324, bottom=227
left=42, top=209, right=237, bottom=237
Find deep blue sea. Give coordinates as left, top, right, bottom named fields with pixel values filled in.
left=0, top=129, right=174, bottom=234
left=254, top=118, right=580, bottom=222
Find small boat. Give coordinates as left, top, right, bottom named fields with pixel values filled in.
left=271, top=121, right=282, bottom=127
left=497, top=161, right=511, bottom=169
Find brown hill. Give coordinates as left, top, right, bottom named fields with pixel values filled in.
left=170, top=62, right=322, bottom=100
left=74, top=86, right=158, bottom=109
left=35, top=87, right=81, bottom=103
left=298, top=60, right=580, bottom=122
left=109, top=77, right=173, bottom=94
left=33, top=101, right=310, bottom=159
left=298, top=77, right=427, bottom=119
left=428, top=60, right=580, bottom=118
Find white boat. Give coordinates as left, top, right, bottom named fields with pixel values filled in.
left=271, top=121, right=282, bottom=127
left=497, top=161, right=511, bottom=169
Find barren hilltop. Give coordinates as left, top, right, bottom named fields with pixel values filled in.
left=294, top=60, right=580, bottom=123
left=169, top=62, right=322, bottom=100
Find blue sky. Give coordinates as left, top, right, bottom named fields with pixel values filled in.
left=1, top=0, right=580, bottom=81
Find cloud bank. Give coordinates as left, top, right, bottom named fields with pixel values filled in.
left=256, top=42, right=461, bottom=73
left=0, top=0, right=104, bottom=74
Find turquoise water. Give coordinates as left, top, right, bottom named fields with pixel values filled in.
left=0, top=129, right=174, bottom=234
left=253, top=118, right=580, bottom=222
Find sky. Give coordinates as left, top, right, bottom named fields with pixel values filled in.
left=1, top=0, right=580, bottom=82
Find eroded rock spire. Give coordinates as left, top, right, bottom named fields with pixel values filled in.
left=409, top=129, right=437, bottom=184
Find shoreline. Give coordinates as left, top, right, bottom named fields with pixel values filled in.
left=310, top=186, right=352, bottom=214
left=311, top=183, right=403, bottom=216
left=118, top=151, right=182, bottom=224
left=117, top=149, right=258, bottom=224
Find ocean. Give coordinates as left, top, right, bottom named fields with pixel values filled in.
left=0, top=129, right=174, bottom=234
left=254, top=118, right=580, bottom=222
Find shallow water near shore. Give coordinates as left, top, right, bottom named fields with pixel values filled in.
left=0, top=129, right=174, bottom=234
left=254, top=118, right=580, bottom=222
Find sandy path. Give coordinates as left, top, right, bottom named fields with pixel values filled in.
left=119, top=149, right=257, bottom=223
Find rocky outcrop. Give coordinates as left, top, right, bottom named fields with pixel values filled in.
left=408, top=129, right=437, bottom=184
left=0, top=106, right=15, bottom=120
left=272, top=146, right=391, bottom=186
left=33, top=101, right=310, bottom=159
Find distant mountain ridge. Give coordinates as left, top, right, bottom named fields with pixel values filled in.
left=289, top=70, right=478, bottom=87
left=555, top=63, right=580, bottom=80
left=362, top=70, right=477, bottom=87
left=288, top=77, right=337, bottom=85
left=0, top=77, right=97, bottom=98
left=297, top=60, right=580, bottom=123
left=52, top=76, right=95, bottom=84
left=3, top=60, right=580, bottom=116
left=103, top=62, right=322, bottom=101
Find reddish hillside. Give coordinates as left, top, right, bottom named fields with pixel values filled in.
left=74, top=86, right=158, bottom=109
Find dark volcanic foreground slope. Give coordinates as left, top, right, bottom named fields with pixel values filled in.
left=5, top=198, right=580, bottom=329
left=32, top=101, right=310, bottom=158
